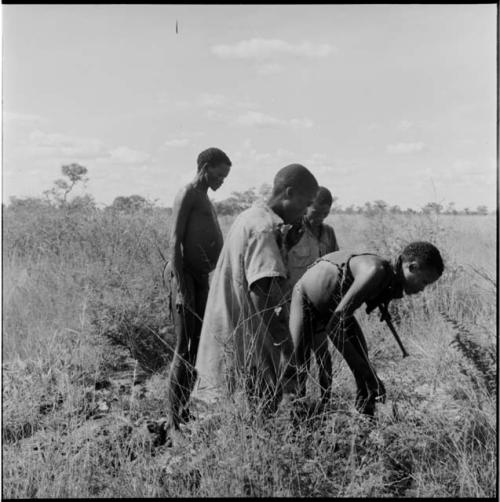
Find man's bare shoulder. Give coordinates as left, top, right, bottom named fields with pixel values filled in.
left=174, top=183, right=197, bottom=203
left=350, top=254, right=388, bottom=280
left=173, top=183, right=208, bottom=211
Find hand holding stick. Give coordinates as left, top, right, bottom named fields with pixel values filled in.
left=378, top=303, right=409, bottom=358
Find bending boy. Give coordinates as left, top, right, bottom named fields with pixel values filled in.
left=164, top=147, right=231, bottom=432
left=287, top=242, right=444, bottom=416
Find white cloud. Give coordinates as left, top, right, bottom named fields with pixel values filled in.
left=162, top=138, right=190, bottom=149
left=234, top=111, right=313, bottom=129
left=25, top=129, right=153, bottom=167
left=211, top=39, right=335, bottom=59
left=198, top=93, right=228, bottom=107
left=386, top=142, right=426, bottom=154
left=305, top=153, right=352, bottom=178
left=235, top=111, right=282, bottom=127
left=27, top=130, right=108, bottom=159
left=174, top=92, right=258, bottom=112
left=108, top=146, right=151, bottom=164
left=4, top=111, right=46, bottom=126
left=367, top=122, right=381, bottom=132
left=397, top=120, right=414, bottom=131
left=256, top=63, right=284, bottom=75
left=290, top=117, right=314, bottom=129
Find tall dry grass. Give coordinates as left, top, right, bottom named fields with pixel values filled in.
left=2, top=205, right=497, bottom=498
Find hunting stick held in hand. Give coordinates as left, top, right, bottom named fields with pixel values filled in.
left=379, top=303, right=409, bottom=358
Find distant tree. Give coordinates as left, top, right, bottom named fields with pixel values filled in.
left=109, top=195, right=153, bottom=213
left=344, top=204, right=356, bottom=215
left=373, top=200, right=388, bottom=212
left=258, top=183, right=272, bottom=200
left=406, top=208, right=417, bottom=214
left=422, top=202, right=443, bottom=214
left=363, top=201, right=373, bottom=215
left=44, top=163, right=89, bottom=207
left=463, top=207, right=471, bottom=215
left=214, top=187, right=259, bottom=215
left=330, top=196, right=341, bottom=213
left=476, top=205, right=489, bottom=216
left=444, top=202, right=458, bottom=215
left=8, top=196, right=51, bottom=212
left=67, top=194, right=97, bottom=212
left=389, top=204, right=402, bottom=214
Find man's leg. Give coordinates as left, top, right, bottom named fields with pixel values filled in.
left=166, top=272, right=197, bottom=429
left=312, top=330, right=332, bottom=406
left=179, top=274, right=210, bottom=422
left=330, top=317, right=384, bottom=416
left=284, top=286, right=313, bottom=399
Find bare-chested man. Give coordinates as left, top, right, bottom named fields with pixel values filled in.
left=163, top=147, right=231, bottom=434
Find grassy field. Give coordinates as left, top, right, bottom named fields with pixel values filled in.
left=2, top=204, right=497, bottom=498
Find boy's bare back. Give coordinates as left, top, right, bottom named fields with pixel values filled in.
left=172, top=183, right=223, bottom=275
left=298, top=252, right=389, bottom=316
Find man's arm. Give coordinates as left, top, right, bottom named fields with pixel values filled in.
left=170, top=188, right=195, bottom=306
left=320, top=223, right=339, bottom=254
left=249, top=276, right=293, bottom=357
left=322, top=260, right=387, bottom=341
left=333, top=260, right=387, bottom=318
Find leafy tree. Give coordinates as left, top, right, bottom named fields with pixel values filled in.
left=8, top=196, right=51, bottom=212
left=213, top=187, right=260, bottom=215
left=373, top=200, right=388, bottom=212
left=258, top=183, right=272, bottom=200
left=476, top=205, right=489, bottom=216
left=422, top=202, right=443, bottom=214
left=44, top=163, right=89, bottom=207
left=67, top=194, right=97, bottom=212
left=109, top=195, right=153, bottom=213
left=444, top=202, right=458, bottom=215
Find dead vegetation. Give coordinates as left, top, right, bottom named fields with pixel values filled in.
left=2, top=208, right=497, bottom=498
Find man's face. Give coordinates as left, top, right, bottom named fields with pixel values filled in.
left=206, top=163, right=231, bottom=191
left=305, top=201, right=332, bottom=227
left=283, top=186, right=318, bottom=224
left=402, top=261, right=441, bottom=295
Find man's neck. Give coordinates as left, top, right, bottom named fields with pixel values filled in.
left=267, top=197, right=285, bottom=221
left=304, top=217, right=322, bottom=238
left=192, top=173, right=209, bottom=193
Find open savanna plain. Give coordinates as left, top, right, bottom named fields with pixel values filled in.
left=2, top=204, right=497, bottom=498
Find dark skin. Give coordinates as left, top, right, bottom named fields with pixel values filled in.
left=290, top=254, right=441, bottom=413
left=170, top=161, right=230, bottom=305
left=303, top=201, right=332, bottom=240
left=247, top=184, right=318, bottom=409
left=166, top=160, right=230, bottom=436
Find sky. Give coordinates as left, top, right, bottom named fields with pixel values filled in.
left=1, top=4, right=497, bottom=211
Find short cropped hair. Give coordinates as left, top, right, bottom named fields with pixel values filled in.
left=272, top=164, right=318, bottom=197
left=400, top=241, right=444, bottom=276
left=197, top=147, right=232, bottom=171
left=315, top=186, right=333, bottom=206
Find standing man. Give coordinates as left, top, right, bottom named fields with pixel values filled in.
left=164, top=147, right=231, bottom=435
left=193, top=164, right=319, bottom=413
left=287, top=186, right=339, bottom=289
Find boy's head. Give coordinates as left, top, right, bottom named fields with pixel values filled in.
left=197, top=147, right=232, bottom=191
left=399, top=241, right=444, bottom=295
left=271, top=164, right=319, bottom=224
left=304, top=186, right=333, bottom=227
